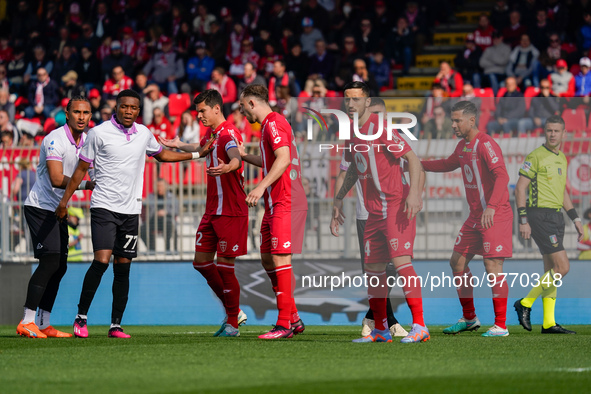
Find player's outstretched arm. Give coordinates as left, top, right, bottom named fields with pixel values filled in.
left=515, top=175, right=531, bottom=239
left=159, top=135, right=216, bottom=157
left=421, top=152, right=460, bottom=173
left=402, top=150, right=423, bottom=220
left=237, top=140, right=263, bottom=167
left=245, top=146, right=289, bottom=207
left=56, top=160, right=91, bottom=221
left=206, top=147, right=242, bottom=177
left=563, top=189, right=584, bottom=241
left=153, top=148, right=196, bottom=162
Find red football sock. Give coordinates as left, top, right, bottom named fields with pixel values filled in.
left=193, top=261, right=225, bottom=303
left=268, top=265, right=292, bottom=329
left=290, top=268, right=300, bottom=323
left=396, top=263, right=425, bottom=327
left=366, top=269, right=388, bottom=330
left=217, top=263, right=240, bottom=328
left=453, top=267, right=476, bottom=320
left=491, top=274, right=508, bottom=329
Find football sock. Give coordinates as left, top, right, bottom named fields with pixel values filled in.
left=290, top=268, right=300, bottom=323
left=385, top=264, right=398, bottom=325
left=217, top=263, right=240, bottom=328
left=36, top=309, right=51, bottom=330
left=78, top=260, right=108, bottom=315
left=396, top=263, right=425, bottom=326
left=491, top=274, right=508, bottom=329
left=24, top=253, right=60, bottom=311
left=453, top=267, right=476, bottom=320
left=112, top=263, right=131, bottom=325
left=21, top=308, right=36, bottom=325
left=110, top=324, right=121, bottom=329
left=270, top=265, right=293, bottom=329
left=38, top=255, right=67, bottom=313
left=521, top=269, right=554, bottom=308
left=193, top=261, right=225, bottom=302
left=366, top=269, right=388, bottom=330
left=542, top=279, right=558, bottom=329
left=76, top=314, right=88, bottom=320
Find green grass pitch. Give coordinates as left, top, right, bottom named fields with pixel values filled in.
left=1, top=325, right=590, bottom=393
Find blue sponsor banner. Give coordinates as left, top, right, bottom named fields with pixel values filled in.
left=42, top=260, right=591, bottom=326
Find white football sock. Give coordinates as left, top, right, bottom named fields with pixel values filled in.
left=36, top=309, right=51, bottom=329
left=22, top=308, right=36, bottom=324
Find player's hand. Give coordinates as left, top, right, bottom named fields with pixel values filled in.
left=237, top=140, right=247, bottom=158
left=481, top=207, right=495, bottom=229
left=404, top=192, right=422, bottom=220
left=200, top=134, right=217, bottom=157
left=519, top=223, right=531, bottom=240
left=55, top=203, right=68, bottom=224
left=245, top=186, right=264, bottom=207
left=575, top=220, right=584, bottom=242
left=86, top=180, right=95, bottom=191
left=207, top=158, right=228, bottom=177
left=330, top=200, right=345, bottom=237
left=159, top=136, right=181, bottom=149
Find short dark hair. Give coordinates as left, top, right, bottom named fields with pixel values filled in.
left=66, top=95, right=91, bottom=113
left=1, top=130, right=13, bottom=140
left=194, top=89, right=223, bottom=108
left=241, top=84, right=269, bottom=103
left=544, top=115, right=566, bottom=130
left=213, top=67, right=225, bottom=75
left=451, top=100, right=478, bottom=118
left=116, top=89, right=141, bottom=105
left=370, top=97, right=386, bottom=107
left=343, top=81, right=370, bottom=97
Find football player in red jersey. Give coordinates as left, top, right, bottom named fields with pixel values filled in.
left=160, top=89, right=248, bottom=337
left=422, top=100, right=513, bottom=337
left=237, top=84, right=308, bottom=339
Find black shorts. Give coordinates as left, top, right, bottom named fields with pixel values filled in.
left=91, top=208, right=139, bottom=259
left=528, top=208, right=565, bottom=255
left=24, top=205, right=68, bottom=259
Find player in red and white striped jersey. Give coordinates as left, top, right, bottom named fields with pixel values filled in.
left=238, top=84, right=308, bottom=339
left=160, top=89, right=247, bottom=337
left=421, top=100, right=513, bottom=337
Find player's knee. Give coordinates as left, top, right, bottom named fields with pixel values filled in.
left=39, top=254, right=61, bottom=275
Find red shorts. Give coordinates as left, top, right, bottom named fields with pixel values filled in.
left=260, top=210, right=307, bottom=254
left=195, top=214, right=248, bottom=257
left=363, top=208, right=416, bottom=264
left=453, top=217, right=513, bottom=259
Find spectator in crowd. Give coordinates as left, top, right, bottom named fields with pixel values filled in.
left=120, top=27, right=137, bottom=58
left=549, top=59, right=575, bottom=97
left=0, top=36, right=13, bottom=63
left=88, top=88, right=103, bottom=124
left=301, top=17, right=324, bottom=57
left=0, top=89, right=16, bottom=123
left=404, top=1, right=428, bottom=54
left=285, top=42, right=309, bottom=89
left=185, top=41, right=215, bottom=93
left=133, top=72, right=148, bottom=104
left=302, top=0, right=330, bottom=33
left=454, top=33, right=483, bottom=88
left=490, top=0, right=510, bottom=32
left=459, top=83, right=482, bottom=108
left=575, top=57, right=591, bottom=96
left=487, top=76, right=533, bottom=134
left=268, top=60, right=299, bottom=106
left=206, top=67, right=237, bottom=113
left=60, top=71, right=85, bottom=99
left=228, top=102, right=257, bottom=142
left=226, top=23, right=247, bottom=63
left=243, top=0, right=263, bottom=34
left=11, top=1, right=38, bottom=45
left=102, top=40, right=134, bottom=80
left=435, top=61, right=464, bottom=97
left=258, top=42, right=281, bottom=79
left=352, top=59, right=379, bottom=96
left=25, top=68, right=59, bottom=119
left=76, top=22, right=101, bottom=52
left=578, top=10, right=591, bottom=52
left=103, top=66, right=133, bottom=101
left=369, top=51, right=390, bottom=90
left=143, top=36, right=185, bottom=94
left=99, top=104, right=113, bottom=124
left=24, top=46, right=54, bottom=85
left=372, top=0, right=392, bottom=39
left=503, top=11, right=528, bottom=48
left=96, top=36, right=112, bottom=62
left=143, top=84, right=169, bottom=125
left=51, top=26, right=73, bottom=61
left=7, top=46, right=26, bottom=90
left=134, top=31, right=151, bottom=67
left=335, top=34, right=361, bottom=79
left=0, top=64, right=8, bottom=92
left=421, top=82, right=449, bottom=126
left=229, top=39, right=260, bottom=79
left=474, top=13, right=495, bottom=51
left=530, top=8, right=553, bottom=51
left=538, top=33, right=569, bottom=81
left=176, top=110, right=201, bottom=144
left=149, top=107, right=174, bottom=140
left=141, top=179, right=177, bottom=252
left=19, top=131, right=36, bottom=147
left=238, top=61, right=266, bottom=97
left=530, top=79, right=559, bottom=128
left=193, top=4, right=216, bottom=38
left=424, top=106, right=453, bottom=139
left=506, top=34, right=540, bottom=89
left=76, top=45, right=102, bottom=91
left=356, top=17, right=379, bottom=56
left=386, top=17, right=413, bottom=75
left=546, top=0, right=569, bottom=37
left=10, top=158, right=35, bottom=202
left=308, top=39, right=335, bottom=81
left=0, top=109, right=17, bottom=142
left=93, top=1, right=115, bottom=39
left=52, top=45, right=78, bottom=82
left=1, top=130, right=14, bottom=148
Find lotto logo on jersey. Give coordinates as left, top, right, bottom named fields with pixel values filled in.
left=272, top=237, right=278, bottom=249
left=389, top=238, right=398, bottom=251
left=495, top=245, right=503, bottom=252
left=274, top=136, right=282, bottom=144
left=232, top=244, right=239, bottom=252
left=404, top=242, right=411, bottom=250
left=283, top=241, right=291, bottom=249
left=219, top=241, right=227, bottom=252
left=484, top=242, right=491, bottom=253
left=484, top=142, right=499, bottom=163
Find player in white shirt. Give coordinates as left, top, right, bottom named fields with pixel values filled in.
left=56, top=90, right=213, bottom=338
left=17, top=96, right=94, bottom=338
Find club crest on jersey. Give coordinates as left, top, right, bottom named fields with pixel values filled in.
left=389, top=238, right=398, bottom=251
left=484, top=242, right=490, bottom=253
left=271, top=237, right=278, bottom=249
left=219, top=241, right=227, bottom=252
left=550, top=234, right=558, bottom=246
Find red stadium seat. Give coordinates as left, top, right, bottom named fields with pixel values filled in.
left=562, top=108, right=587, bottom=132
left=474, top=87, right=494, bottom=97
left=496, top=87, right=507, bottom=103
left=524, top=87, right=539, bottom=110
left=168, top=93, right=191, bottom=118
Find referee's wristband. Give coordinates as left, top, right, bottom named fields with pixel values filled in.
left=191, top=152, right=200, bottom=159
left=77, top=181, right=87, bottom=190
left=518, top=207, right=527, bottom=217
left=567, top=208, right=579, bottom=222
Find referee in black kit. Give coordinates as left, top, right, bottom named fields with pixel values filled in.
left=514, top=115, right=584, bottom=334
